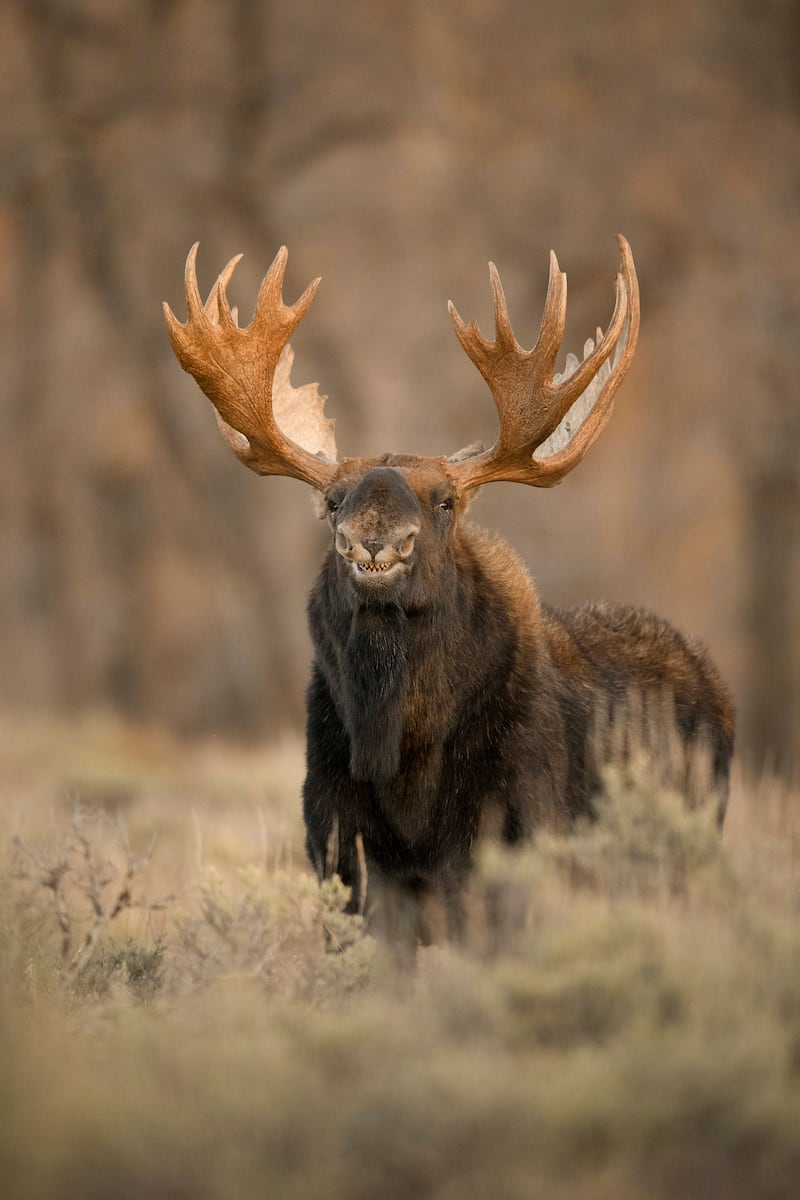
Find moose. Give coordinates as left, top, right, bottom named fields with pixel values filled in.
left=164, top=237, right=734, bottom=943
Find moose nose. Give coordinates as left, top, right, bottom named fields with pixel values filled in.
left=394, top=524, right=418, bottom=559
left=335, top=520, right=419, bottom=563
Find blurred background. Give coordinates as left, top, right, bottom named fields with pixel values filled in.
left=0, top=0, right=797, bottom=769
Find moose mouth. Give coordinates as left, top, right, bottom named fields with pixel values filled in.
left=350, top=559, right=408, bottom=583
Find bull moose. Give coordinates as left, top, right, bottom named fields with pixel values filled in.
left=164, top=237, right=734, bottom=942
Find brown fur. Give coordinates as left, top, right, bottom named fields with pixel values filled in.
left=301, top=457, right=734, bottom=945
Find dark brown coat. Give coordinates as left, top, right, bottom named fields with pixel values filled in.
left=301, top=459, right=733, bottom=939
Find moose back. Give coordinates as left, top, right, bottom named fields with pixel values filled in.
left=164, top=237, right=734, bottom=941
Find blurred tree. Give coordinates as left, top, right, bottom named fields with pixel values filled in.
left=0, top=0, right=797, bottom=763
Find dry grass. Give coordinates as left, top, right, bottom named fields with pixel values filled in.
left=1, top=714, right=799, bottom=1200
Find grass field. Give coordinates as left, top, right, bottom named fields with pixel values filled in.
left=1, top=713, right=799, bottom=1199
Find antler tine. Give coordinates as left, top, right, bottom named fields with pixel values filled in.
left=488, top=262, right=522, bottom=353
left=530, top=250, right=568, bottom=375
left=447, top=303, right=491, bottom=381
left=446, top=236, right=639, bottom=490
left=163, top=244, right=338, bottom=491
left=447, top=262, right=529, bottom=383
left=182, top=241, right=204, bottom=320
left=252, top=246, right=321, bottom=338
left=204, top=253, right=243, bottom=324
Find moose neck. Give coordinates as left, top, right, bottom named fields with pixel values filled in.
left=314, top=541, right=463, bottom=785
left=342, top=603, right=410, bottom=781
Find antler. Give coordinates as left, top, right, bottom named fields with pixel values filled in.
left=163, top=245, right=338, bottom=490
left=446, top=235, right=639, bottom=489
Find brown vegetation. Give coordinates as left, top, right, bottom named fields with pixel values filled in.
left=1, top=717, right=799, bottom=1199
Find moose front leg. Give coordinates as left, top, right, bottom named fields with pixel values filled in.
left=302, top=779, right=366, bottom=909
left=303, top=666, right=365, bottom=894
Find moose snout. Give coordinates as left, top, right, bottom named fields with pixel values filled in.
left=335, top=520, right=419, bottom=565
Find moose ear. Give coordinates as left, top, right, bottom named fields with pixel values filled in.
left=446, top=443, right=485, bottom=509
left=310, top=490, right=330, bottom=519
left=446, top=441, right=486, bottom=464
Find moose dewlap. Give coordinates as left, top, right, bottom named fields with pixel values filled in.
left=164, top=237, right=734, bottom=945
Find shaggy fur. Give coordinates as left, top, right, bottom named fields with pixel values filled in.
left=302, top=459, right=734, bottom=943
